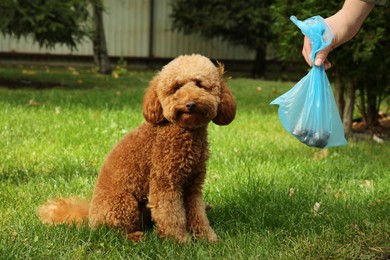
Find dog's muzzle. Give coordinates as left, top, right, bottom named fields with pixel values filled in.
left=185, top=101, right=196, bottom=113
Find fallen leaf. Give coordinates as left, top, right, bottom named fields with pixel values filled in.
left=372, top=134, right=384, bottom=144
left=22, top=69, right=36, bottom=75
left=313, top=202, right=321, bottom=216
left=369, top=198, right=383, bottom=208
left=289, top=187, right=295, bottom=199
left=55, top=107, right=61, bottom=114
left=363, top=180, right=372, bottom=188
left=12, top=230, right=17, bottom=241
left=112, top=71, right=119, bottom=79
left=313, top=148, right=329, bottom=160
left=350, top=223, right=359, bottom=231
left=28, top=99, right=39, bottom=106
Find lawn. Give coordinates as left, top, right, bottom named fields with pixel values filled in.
left=0, top=65, right=389, bottom=259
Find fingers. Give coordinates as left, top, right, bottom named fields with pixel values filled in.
left=314, top=47, right=333, bottom=70
left=302, top=37, right=333, bottom=70
left=302, top=36, right=313, bottom=67
left=323, top=59, right=332, bottom=70
left=313, top=47, right=331, bottom=67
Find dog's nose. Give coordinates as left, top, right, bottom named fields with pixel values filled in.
left=185, top=101, right=196, bottom=112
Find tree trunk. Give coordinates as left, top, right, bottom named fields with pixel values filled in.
left=366, top=90, right=379, bottom=127
left=92, top=2, right=111, bottom=74
left=342, top=81, right=355, bottom=134
left=251, top=46, right=266, bottom=78
left=357, top=86, right=367, bottom=125
left=333, top=69, right=345, bottom=118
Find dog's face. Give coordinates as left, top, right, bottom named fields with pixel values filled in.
left=143, top=54, right=236, bottom=128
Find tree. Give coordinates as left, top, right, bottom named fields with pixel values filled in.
left=0, top=0, right=111, bottom=74
left=170, top=0, right=274, bottom=78
left=271, top=0, right=389, bottom=134
left=0, top=0, right=90, bottom=49
left=92, top=1, right=111, bottom=74
left=352, top=11, right=389, bottom=129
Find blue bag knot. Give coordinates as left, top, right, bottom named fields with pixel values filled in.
left=290, top=15, right=333, bottom=64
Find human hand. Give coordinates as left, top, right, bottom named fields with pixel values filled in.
left=302, top=36, right=333, bottom=70
left=301, top=0, right=374, bottom=70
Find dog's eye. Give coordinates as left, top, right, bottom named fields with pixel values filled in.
left=195, top=80, right=203, bottom=88
left=173, top=83, right=182, bottom=92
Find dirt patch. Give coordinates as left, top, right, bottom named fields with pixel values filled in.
left=351, top=112, right=390, bottom=142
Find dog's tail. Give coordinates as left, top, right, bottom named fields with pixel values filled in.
left=38, top=197, right=90, bottom=227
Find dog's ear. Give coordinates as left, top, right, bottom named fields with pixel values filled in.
left=142, top=76, right=165, bottom=124
left=212, top=80, right=236, bottom=125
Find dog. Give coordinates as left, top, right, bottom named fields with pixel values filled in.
left=38, top=54, right=236, bottom=243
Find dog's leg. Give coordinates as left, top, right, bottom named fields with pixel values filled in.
left=185, top=184, right=218, bottom=243
left=89, top=192, right=144, bottom=241
left=184, top=160, right=218, bottom=243
left=148, top=180, right=188, bottom=243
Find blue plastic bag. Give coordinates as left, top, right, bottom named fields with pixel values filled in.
left=271, top=16, right=347, bottom=148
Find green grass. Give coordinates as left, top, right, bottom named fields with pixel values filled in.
left=0, top=66, right=389, bottom=259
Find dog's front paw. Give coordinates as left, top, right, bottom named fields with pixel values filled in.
left=193, top=227, right=218, bottom=243
left=206, top=229, right=218, bottom=243
left=157, top=228, right=188, bottom=244
left=126, top=231, right=144, bottom=242
left=175, top=234, right=189, bottom=244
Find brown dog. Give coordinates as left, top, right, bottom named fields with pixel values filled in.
left=38, top=54, right=236, bottom=243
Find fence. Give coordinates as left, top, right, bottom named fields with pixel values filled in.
left=0, top=0, right=255, bottom=62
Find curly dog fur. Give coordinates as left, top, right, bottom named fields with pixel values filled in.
left=38, top=54, right=236, bottom=243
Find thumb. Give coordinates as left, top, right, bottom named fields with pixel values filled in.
left=313, top=47, right=331, bottom=67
